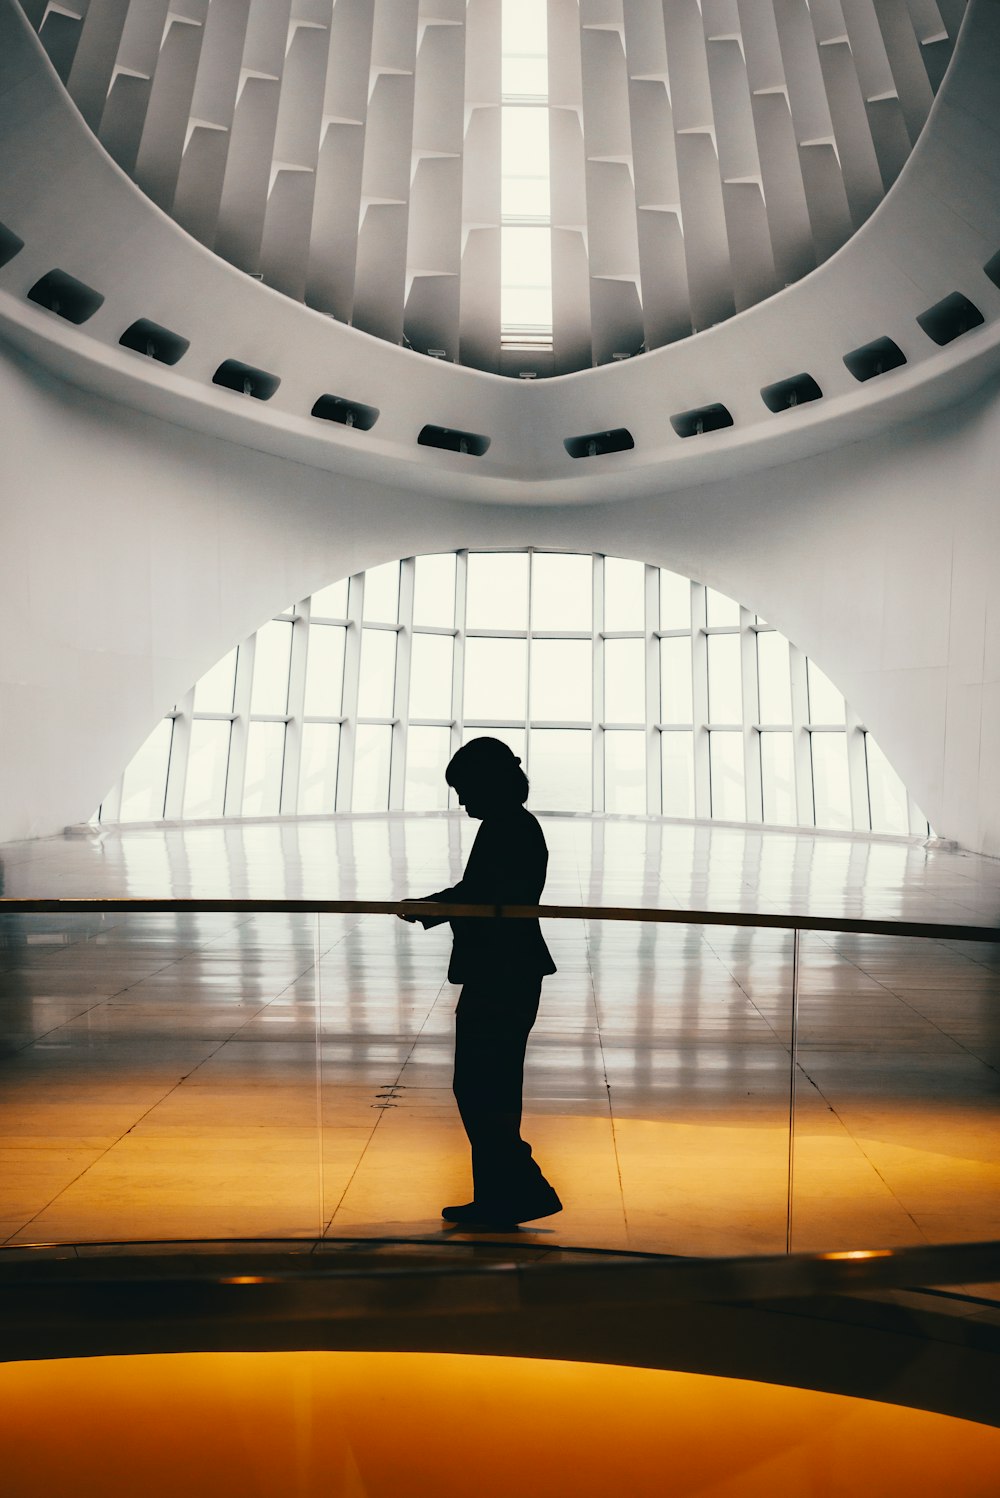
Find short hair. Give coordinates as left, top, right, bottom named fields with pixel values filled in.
left=446, top=736, right=530, bottom=804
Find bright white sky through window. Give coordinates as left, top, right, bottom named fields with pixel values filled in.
left=501, top=0, right=552, bottom=340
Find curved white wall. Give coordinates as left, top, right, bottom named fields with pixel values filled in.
left=3, top=336, right=999, bottom=852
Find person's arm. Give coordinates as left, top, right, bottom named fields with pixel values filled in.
left=398, top=827, right=492, bottom=926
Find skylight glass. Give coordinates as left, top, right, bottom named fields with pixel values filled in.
left=500, top=108, right=550, bottom=220
left=500, top=0, right=552, bottom=342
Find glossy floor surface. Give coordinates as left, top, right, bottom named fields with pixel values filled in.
left=1, top=815, right=998, bottom=1259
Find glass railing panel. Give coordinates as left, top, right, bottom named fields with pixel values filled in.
left=0, top=910, right=325, bottom=1245
left=314, top=909, right=458, bottom=1238
left=7, top=899, right=994, bottom=1262
left=790, top=930, right=1000, bottom=1254
left=594, top=920, right=795, bottom=1257
left=316, top=913, right=795, bottom=1256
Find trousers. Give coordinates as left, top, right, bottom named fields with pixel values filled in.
left=452, top=977, right=554, bottom=1210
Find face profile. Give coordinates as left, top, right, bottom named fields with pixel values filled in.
left=445, top=737, right=528, bottom=821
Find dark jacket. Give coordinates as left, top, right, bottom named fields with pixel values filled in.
left=420, top=807, right=557, bottom=983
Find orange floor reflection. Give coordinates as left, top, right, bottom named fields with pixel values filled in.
left=3, top=1350, right=999, bottom=1497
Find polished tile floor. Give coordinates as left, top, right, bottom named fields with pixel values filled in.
left=0, top=815, right=998, bottom=1260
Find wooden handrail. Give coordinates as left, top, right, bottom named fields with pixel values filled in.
left=1, top=896, right=997, bottom=943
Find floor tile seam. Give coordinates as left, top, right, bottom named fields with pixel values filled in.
left=0, top=1072, right=202, bottom=1247
left=791, top=1070, right=927, bottom=1239
left=698, top=930, right=794, bottom=1050
left=868, top=979, right=1000, bottom=1075
left=581, top=916, right=629, bottom=1238
left=209, top=953, right=336, bottom=1043
left=0, top=998, right=115, bottom=1059
left=322, top=974, right=453, bottom=1236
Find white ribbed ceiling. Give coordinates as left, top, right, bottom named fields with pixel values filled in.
left=26, top=0, right=967, bottom=377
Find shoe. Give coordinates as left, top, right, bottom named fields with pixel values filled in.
left=441, top=1202, right=518, bottom=1231
left=508, top=1184, right=562, bottom=1224
left=442, top=1185, right=563, bottom=1229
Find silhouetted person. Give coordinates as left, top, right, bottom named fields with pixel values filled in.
left=399, top=736, right=561, bottom=1230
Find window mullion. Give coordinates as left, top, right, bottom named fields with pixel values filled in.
left=592, top=554, right=605, bottom=813
left=281, top=602, right=309, bottom=815
left=390, top=557, right=415, bottom=810
left=691, top=584, right=711, bottom=818
left=336, top=572, right=365, bottom=812
left=741, top=605, right=763, bottom=823
left=644, top=563, right=659, bottom=815
left=223, top=634, right=255, bottom=816
left=788, top=642, right=813, bottom=825
left=845, top=701, right=870, bottom=831
left=450, top=550, right=468, bottom=807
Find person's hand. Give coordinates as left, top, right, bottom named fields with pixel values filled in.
left=397, top=898, right=421, bottom=924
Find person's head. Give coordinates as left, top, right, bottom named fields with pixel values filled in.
left=446, top=737, right=529, bottom=818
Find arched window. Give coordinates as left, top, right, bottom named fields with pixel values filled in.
left=100, top=552, right=923, bottom=837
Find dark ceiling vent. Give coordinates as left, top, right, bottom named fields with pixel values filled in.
left=984, top=249, right=1000, bottom=291
left=417, top=425, right=490, bottom=456
left=842, top=336, right=907, bottom=382
left=760, top=373, right=823, bottom=413
left=311, top=395, right=380, bottom=431
left=27, top=268, right=104, bottom=324
left=212, top=359, right=280, bottom=400
left=670, top=403, right=733, bottom=438
left=0, top=221, right=24, bottom=270
left=119, top=318, right=190, bottom=366
left=916, top=291, right=985, bottom=346
left=564, top=428, right=635, bottom=459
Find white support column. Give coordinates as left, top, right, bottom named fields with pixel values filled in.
left=405, top=15, right=465, bottom=357
left=66, top=0, right=133, bottom=132
left=336, top=571, right=365, bottom=811
left=259, top=14, right=330, bottom=299
left=214, top=75, right=283, bottom=273
left=459, top=0, right=500, bottom=370
left=305, top=0, right=373, bottom=318
left=814, top=34, right=884, bottom=230
left=389, top=557, right=415, bottom=810
left=580, top=17, right=643, bottom=361
left=353, top=0, right=419, bottom=342
left=735, top=0, right=817, bottom=289
left=706, top=33, right=778, bottom=313
left=171, top=0, right=252, bottom=246
left=644, top=563, right=660, bottom=815
left=548, top=0, right=592, bottom=372
left=281, top=602, right=310, bottom=814
left=872, top=0, right=935, bottom=144
left=771, top=0, right=854, bottom=264
left=133, top=14, right=206, bottom=213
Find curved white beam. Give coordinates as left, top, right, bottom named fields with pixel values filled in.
left=0, top=0, right=999, bottom=508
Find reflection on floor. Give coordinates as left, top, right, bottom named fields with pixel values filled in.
left=0, top=815, right=998, bottom=1258
left=8, top=1351, right=1000, bottom=1498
